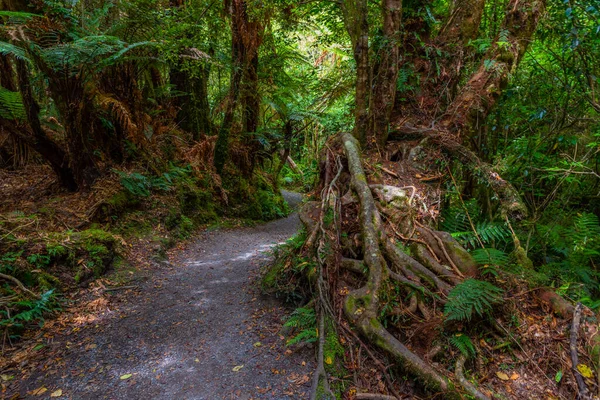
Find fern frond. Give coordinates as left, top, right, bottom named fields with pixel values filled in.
left=96, top=93, right=138, bottom=137
left=452, top=221, right=511, bottom=248
left=283, top=306, right=318, bottom=345
left=470, top=248, right=510, bottom=267
left=0, top=87, right=26, bottom=120
left=444, top=279, right=503, bottom=322
left=449, top=333, right=476, bottom=358
left=0, top=41, right=31, bottom=64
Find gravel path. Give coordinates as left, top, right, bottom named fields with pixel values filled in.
left=14, top=191, right=312, bottom=399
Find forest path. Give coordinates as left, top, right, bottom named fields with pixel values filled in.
left=16, top=191, right=312, bottom=399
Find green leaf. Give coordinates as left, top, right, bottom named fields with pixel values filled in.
left=555, top=370, right=563, bottom=383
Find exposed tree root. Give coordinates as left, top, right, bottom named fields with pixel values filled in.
left=388, top=126, right=527, bottom=220
left=294, top=132, right=571, bottom=398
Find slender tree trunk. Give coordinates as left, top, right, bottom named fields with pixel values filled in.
left=242, top=51, right=259, bottom=135
left=370, top=0, right=401, bottom=148
left=342, top=0, right=370, bottom=147
left=63, top=101, right=100, bottom=189
left=214, top=0, right=246, bottom=174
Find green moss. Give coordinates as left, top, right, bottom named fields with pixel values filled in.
left=324, top=317, right=348, bottom=398
left=100, top=190, right=140, bottom=219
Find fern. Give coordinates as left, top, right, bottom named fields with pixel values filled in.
left=0, top=41, right=31, bottom=63
left=449, top=333, right=476, bottom=358
left=0, top=87, right=26, bottom=121
left=440, top=200, right=480, bottom=234
left=452, top=221, right=511, bottom=248
left=283, top=306, right=318, bottom=345
left=571, top=213, right=600, bottom=253
left=0, top=290, right=57, bottom=331
left=444, top=279, right=503, bottom=322
left=470, top=248, right=510, bottom=267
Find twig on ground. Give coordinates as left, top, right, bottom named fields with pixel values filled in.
left=570, top=302, right=590, bottom=399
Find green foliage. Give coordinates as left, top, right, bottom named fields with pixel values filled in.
left=452, top=221, right=511, bottom=249
left=284, top=306, right=318, bottom=345
left=444, top=279, right=503, bottom=322
left=0, top=87, right=26, bottom=121
left=0, top=290, right=58, bottom=337
left=449, top=333, right=476, bottom=358
left=534, top=213, right=600, bottom=304
left=115, top=165, right=196, bottom=198
left=470, top=248, right=510, bottom=268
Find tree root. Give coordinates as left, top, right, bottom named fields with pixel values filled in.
left=310, top=312, right=336, bottom=400
left=0, top=272, right=38, bottom=299
left=300, top=132, right=507, bottom=397
left=455, top=355, right=490, bottom=400
left=388, top=127, right=527, bottom=220
left=341, top=132, right=450, bottom=392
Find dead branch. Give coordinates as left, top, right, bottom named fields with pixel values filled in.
left=0, top=273, right=39, bottom=299
left=571, top=302, right=590, bottom=399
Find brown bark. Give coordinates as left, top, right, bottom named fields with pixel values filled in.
left=438, top=0, right=485, bottom=46
left=214, top=0, right=265, bottom=174
left=0, top=55, right=17, bottom=91
left=442, top=0, right=546, bottom=141
left=370, top=0, right=401, bottom=148
left=342, top=0, right=370, bottom=147
left=170, top=60, right=212, bottom=141
left=214, top=0, right=245, bottom=174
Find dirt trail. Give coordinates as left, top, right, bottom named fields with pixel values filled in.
left=13, top=191, right=312, bottom=399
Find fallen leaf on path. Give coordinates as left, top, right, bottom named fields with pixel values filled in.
left=50, top=389, right=63, bottom=397
left=510, top=373, right=519, bottom=380
left=496, top=371, right=509, bottom=381
left=232, top=365, right=244, bottom=372
left=253, top=342, right=262, bottom=347
left=31, top=387, right=48, bottom=395
left=577, top=364, right=594, bottom=378
left=120, top=374, right=133, bottom=380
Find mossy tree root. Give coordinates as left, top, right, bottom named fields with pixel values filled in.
left=340, top=132, right=450, bottom=392
left=299, top=133, right=496, bottom=397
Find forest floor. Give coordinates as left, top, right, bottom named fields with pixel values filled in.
left=4, top=191, right=314, bottom=399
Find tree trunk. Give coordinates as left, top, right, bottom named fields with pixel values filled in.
left=441, top=0, right=547, bottom=142
left=170, top=57, right=212, bottom=141
left=342, top=0, right=370, bottom=147
left=214, top=0, right=246, bottom=175
left=14, top=59, right=77, bottom=191
left=370, top=0, right=401, bottom=148
left=214, top=0, right=264, bottom=175
left=438, top=0, right=485, bottom=46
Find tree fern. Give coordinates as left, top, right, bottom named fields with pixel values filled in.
left=444, top=279, right=503, bottom=322
left=0, top=41, right=31, bottom=63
